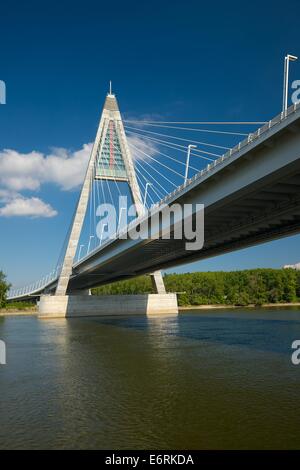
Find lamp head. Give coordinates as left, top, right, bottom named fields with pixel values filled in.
left=287, top=54, right=298, bottom=61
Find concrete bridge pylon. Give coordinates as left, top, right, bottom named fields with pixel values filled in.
left=39, top=89, right=177, bottom=318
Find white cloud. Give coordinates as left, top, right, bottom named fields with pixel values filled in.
left=0, top=138, right=155, bottom=192
left=0, top=143, right=92, bottom=192
left=0, top=144, right=92, bottom=218
left=127, top=134, right=158, bottom=161
left=0, top=196, right=57, bottom=218
left=42, top=144, right=93, bottom=190
left=0, top=189, right=19, bottom=203
left=0, top=136, right=156, bottom=219
left=123, top=112, right=166, bottom=123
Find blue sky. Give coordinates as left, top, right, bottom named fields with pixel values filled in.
left=0, top=0, right=300, bottom=287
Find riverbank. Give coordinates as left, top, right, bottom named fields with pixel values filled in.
left=1, top=302, right=300, bottom=317
left=179, top=302, right=300, bottom=311
left=0, top=307, right=37, bottom=316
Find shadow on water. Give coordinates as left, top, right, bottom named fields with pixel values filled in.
left=82, top=308, right=300, bottom=356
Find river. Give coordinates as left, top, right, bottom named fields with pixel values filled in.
left=0, top=308, right=300, bottom=449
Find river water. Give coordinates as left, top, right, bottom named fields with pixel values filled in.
left=0, top=308, right=300, bottom=449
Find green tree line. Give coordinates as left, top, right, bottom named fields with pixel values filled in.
left=0, top=272, right=34, bottom=310
left=1, top=268, right=299, bottom=308
left=93, top=269, right=300, bottom=306
left=0, top=270, right=10, bottom=308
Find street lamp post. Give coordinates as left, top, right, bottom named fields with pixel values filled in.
left=283, top=54, right=298, bottom=114
left=143, top=182, right=152, bottom=207
left=87, top=235, right=94, bottom=254
left=185, top=144, right=197, bottom=184
left=78, top=244, right=84, bottom=261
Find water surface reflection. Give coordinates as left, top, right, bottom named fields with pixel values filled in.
left=0, top=309, right=300, bottom=449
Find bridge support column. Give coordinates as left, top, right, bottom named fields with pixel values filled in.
left=38, top=293, right=178, bottom=318
left=150, top=271, right=166, bottom=294
left=67, top=289, right=91, bottom=296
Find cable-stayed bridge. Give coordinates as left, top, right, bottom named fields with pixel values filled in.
left=7, top=91, right=300, bottom=317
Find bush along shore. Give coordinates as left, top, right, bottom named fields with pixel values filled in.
left=93, top=269, right=300, bottom=307
left=0, top=271, right=36, bottom=314
left=0, top=302, right=37, bottom=315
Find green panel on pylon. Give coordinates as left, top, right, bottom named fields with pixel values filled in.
left=95, top=120, right=128, bottom=181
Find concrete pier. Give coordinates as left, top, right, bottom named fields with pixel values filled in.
left=38, top=294, right=178, bottom=318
